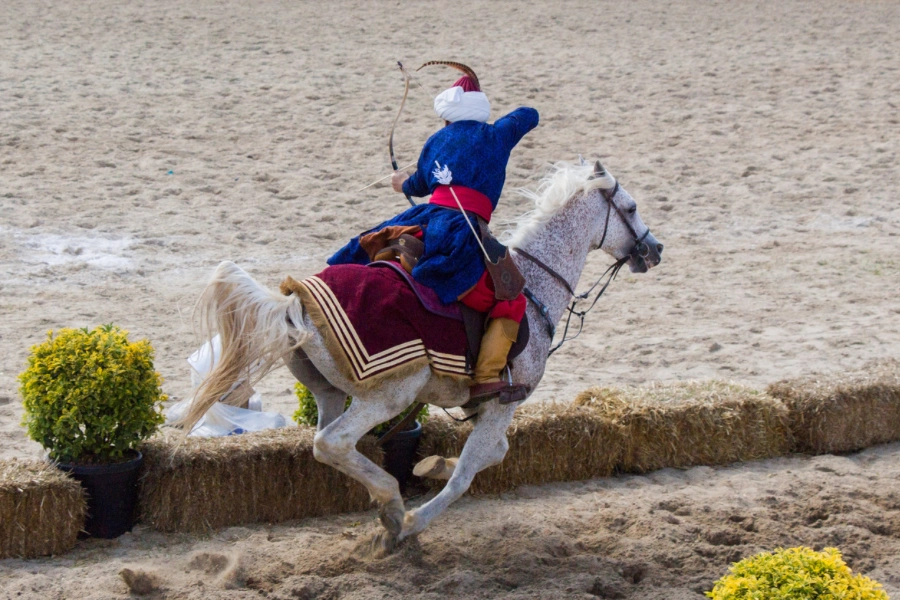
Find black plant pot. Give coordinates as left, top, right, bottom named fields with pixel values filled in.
left=379, top=421, right=423, bottom=494
left=56, top=451, right=143, bottom=539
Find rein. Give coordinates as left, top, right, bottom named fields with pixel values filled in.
left=516, top=180, right=651, bottom=356
left=520, top=254, right=627, bottom=356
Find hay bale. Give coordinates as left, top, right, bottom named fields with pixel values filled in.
left=767, top=360, right=900, bottom=454
left=575, top=381, right=792, bottom=473
left=139, top=427, right=381, bottom=532
left=0, top=459, right=85, bottom=558
left=418, top=402, right=624, bottom=495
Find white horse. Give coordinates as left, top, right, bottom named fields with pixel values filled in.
left=180, top=160, right=663, bottom=553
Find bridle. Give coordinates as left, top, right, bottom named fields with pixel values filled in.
left=596, top=181, right=652, bottom=262
left=516, top=180, right=653, bottom=356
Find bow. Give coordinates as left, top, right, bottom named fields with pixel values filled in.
left=415, top=60, right=480, bottom=89
left=386, top=60, right=480, bottom=208
left=389, top=61, right=416, bottom=207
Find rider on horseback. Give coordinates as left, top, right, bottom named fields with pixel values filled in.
left=328, top=67, right=539, bottom=402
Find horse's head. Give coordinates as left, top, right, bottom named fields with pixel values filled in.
left=587, top=160, right=663, bottom=273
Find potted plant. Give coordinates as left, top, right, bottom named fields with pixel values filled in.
left=293, top=383, right=428, bottom=492
left=19, top=324, right=166, bottom=538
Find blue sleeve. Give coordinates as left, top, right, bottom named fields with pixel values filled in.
left=402, top=144, right=432, bottom=198
left=494, top=107, right=539, bottom=150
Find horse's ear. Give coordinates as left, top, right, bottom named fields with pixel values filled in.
left=589, top=160, right=607, bottom=180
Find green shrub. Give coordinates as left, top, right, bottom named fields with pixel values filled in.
left=707, top=547, right=888, bottom=600
left=293, top=382, right=428, bottom=436
left=19, top=325, right=167, bottom=464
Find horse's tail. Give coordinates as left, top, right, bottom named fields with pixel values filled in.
left=177, top=260, right=309, bottom=434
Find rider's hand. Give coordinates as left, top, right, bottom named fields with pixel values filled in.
left=391, top=171, right=409, bottom=193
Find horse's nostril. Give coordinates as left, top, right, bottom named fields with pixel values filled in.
left=657, top=243, right=664, bottom=254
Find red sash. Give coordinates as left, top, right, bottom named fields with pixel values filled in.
left=429, top=185, right=494, bottom=223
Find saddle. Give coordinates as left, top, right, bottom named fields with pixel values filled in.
left=359, top=217, right=530, bottom=395
left=357, top=216, right=526, bottom=303
left=360, top=226, right=424, bottom=275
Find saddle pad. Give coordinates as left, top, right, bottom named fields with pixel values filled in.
left=367, top=261, right=463, bottom=321
left=280, top=264, right=470, bottom=386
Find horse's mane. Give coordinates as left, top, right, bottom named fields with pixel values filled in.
left=501, top=161, right=616, bottom=249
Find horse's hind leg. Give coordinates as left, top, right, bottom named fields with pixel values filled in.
left=313, top=368, right=428, bottom=543
left=400, top=400, right=517, bottom=540
left=285, top=348, right=346, bottom=430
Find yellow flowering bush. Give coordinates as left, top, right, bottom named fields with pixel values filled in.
left=707, top=547, right=888, bottom=600
left=292, top=382, right=427, bottom=435
left=19, top=325, right=167, bottom=464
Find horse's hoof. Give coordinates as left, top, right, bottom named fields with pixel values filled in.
left=413, top=455, right=458, bottom=480
left=379, top=498, right=405, bottom=538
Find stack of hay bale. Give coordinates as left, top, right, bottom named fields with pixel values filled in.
left=574, top=381, right=793, bottom=473
left=768, top=359, right=900, bottom=454
left=3, top=361, right=897, bottom=543
left=419, top=402, right=623, bottom=494
left=420, top=380, right=793, bottom=493
left=419, top=362, right=899, bottom=495
left=139, top=426, right=380, bottom=532
left=0, top=459, right=85, bottom=558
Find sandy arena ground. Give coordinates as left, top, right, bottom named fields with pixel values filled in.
left=1, top=0, right=898, bottom=597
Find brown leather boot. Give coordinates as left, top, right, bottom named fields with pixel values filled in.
left=468, top=318, right=529, bottom=404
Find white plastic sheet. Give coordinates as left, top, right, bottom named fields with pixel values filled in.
left=164, top=334, right=288, bottom=437
left=165, top=397, right=285, bottom=437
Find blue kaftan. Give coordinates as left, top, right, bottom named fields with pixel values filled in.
left=328, top=107, right=539, bottom=303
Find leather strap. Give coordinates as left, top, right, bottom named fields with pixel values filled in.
left=514, top=248, right=575, bottom=296
left=376, top=402, right=424, bottom=446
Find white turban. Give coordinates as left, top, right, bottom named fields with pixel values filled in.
left=433, top=86, right=491, bottom=123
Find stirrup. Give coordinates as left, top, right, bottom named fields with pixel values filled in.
left=468, top=381, right=529, bottom=404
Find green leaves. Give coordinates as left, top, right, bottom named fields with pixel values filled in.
left=292, top=382, right=428, bottom=435
left=706, top=547, right=888, bottom=600
left=19, top=325, right=167, bottom=464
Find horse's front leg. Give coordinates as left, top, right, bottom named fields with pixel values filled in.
left=313, top=369, right=429, bottom=547
left=400, top=400, right=517, bottom=540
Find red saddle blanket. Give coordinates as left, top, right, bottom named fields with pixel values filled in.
left=280, top=263, right=470, bottom=385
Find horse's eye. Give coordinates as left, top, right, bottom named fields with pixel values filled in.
left=627, top=206, right=637, bottom=214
